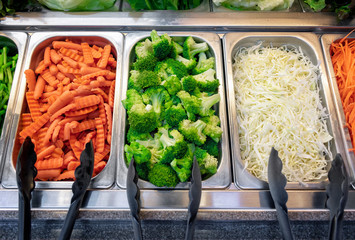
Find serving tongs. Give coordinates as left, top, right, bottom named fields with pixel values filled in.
left=58, top=141, right=94, bottom=240
left=185, top=156, right=202, bottom=240
left=16, top=137, right=37, bottom=240
left=268, top=147, right=294, bottom=240
left=127, top=157, right=143, bottom=240
left=126, top=156, right=202, bottom=240
left=326, top=154, right=349, bottom=240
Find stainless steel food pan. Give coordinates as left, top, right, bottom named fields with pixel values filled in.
left=211, top=0, right=302, bottom=12
left=0, top=32, right=28, bottom=184
left=117, top=31, right=231, bottom=189
left=321, top=33, right=355, bottom=188
left=1, top=32, right=124, bottom=189
left=120, top=0, right=210, bottom=12
left=223, top=32, right=344, bottom=189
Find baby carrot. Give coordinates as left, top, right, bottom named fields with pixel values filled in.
left=37, top=145, right=56, bottom=160
left=50, top=49, right=62, bottom=64
left=48, top=90, right=76, bottom=115
left=97, top=45, right=111, bottom=69
left=44, top=47, right=51, bottom=66
left=55, top=170, right=76, bottom=181
left=36, top=169, right=61, bottom=181
left=24, top=69, right=36, bottom=92
left=53, top=41, right=82, bottom=51
left=81, top=42, right=94, bottom=65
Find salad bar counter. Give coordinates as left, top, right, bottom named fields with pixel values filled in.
left=1, top=1, right=355, bottom=239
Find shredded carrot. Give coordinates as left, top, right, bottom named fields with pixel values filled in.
left=331, top=30, right=355, bottom=151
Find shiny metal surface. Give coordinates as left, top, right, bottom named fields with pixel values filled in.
left=120, top=0, right=210, bottom=12
left=0, top=32, right=28, bottom=183
left=321, top=33, right=355, bottom=189
left=0, top=12, right=353, bottom=31
left=1, top=32, right=124, bottom=189
left=223, top=32, right=345, bottom=189
left=116, top=31, right=231, bottom=189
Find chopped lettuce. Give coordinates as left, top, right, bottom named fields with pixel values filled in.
left=213, top=0, right=294, bottom=10
left=304, top=0, right=326, bottom=12
left=37, top=0, right=117, bottom=11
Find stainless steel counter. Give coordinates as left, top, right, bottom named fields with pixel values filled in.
left=1, top=6, right=355, bottom=230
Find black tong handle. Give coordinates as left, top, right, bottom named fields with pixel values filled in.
left=268, top=148, right=293, bottom=240
left=127, top=157, right=143, bottom=240
left=326, top=154, right=349, bottom=240
left=58, top=141, right=94, bottom=240
left=16, top=137, right=37, bottom=240
left=185, top=156, right=202, bottom=240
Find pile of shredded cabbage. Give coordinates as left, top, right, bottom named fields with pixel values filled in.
left=232, top=43, right=333, bottom=183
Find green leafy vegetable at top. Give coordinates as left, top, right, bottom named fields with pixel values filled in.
left=37, top=0, right=117, bottom=11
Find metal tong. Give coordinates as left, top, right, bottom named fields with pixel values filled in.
left=16, top=137, right=37, bottom=240
left=58, top=141, right=94, bottom=240
left=268, top=147, right=293, bottom=240
left=126, top=156, right=202, bottom=240
left=326, top=154, right=349, bottom=240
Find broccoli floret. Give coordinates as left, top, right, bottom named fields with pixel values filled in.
left=163, top=75, right=182, bottom=95
left=124, top=142, right=152, bottom=165
left=195, top=147, right=218, bottom=176
left=159, top=128, right=188, bottom=164
left=133, top=54, right=158, bottom=71
left=177, top=90, right=201, bottom=116
left=201, top=137, right=219, bottom=158
left=150, top=30, right=173, bottom=60
left=193, top=69, right=220, bottom=93
left=164, top=95, right=181, bottom=110
left=183, top=36, right=209, bottom=60
left=135, top=39, right=154, bottom=59
left=135, top=162, right=150, bottom=181
left=170, top=144, right=195, bottom=182
left=164, top=103, right=187, bottom=128
left=122, top=89, right=143, bottom=111
left=201, top=115, right=222, bottom=142
left=164, top=58, right=188, bottom=79
left=192, top=52, right=215, bottom=75
left=169, top=41, right=184, bottom=59
left=126, top=127, right=152, bottom=144
left=154, top=61, right=169, bottom=81
left=142, top=86, right=170, bottom=118
left=176, top=55, right=197, bottom=71
left=128, top=70, right=161, bottom=91
left=128, top=103, right=159, bottom=133
left=179, top=119, right=207, bottom=146
left=148, top=163, right=179, bottom=187
left=181, top=75, right=197, bottom=92
left=136, top=137, right=164, bottom=167
left=199, top=93, right=220, bottom=117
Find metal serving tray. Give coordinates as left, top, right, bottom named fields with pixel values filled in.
left=211, top=0, right=302, bottom=12
left=120, top=0, right=210, bottom=12
left=223, top=32, right=344, bottom=189
left=1, top=32, right=124, bottom=189
left=321, top=33, right=355, bottom=188
left=116, top=31, right=231, bottom=189
left=0, top=32, right=28, bottom=183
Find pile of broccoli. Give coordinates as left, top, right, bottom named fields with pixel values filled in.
left=123, top=30, right=223, bottom=187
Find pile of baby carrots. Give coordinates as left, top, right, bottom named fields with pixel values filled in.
left=330, top=30, right=355, bottom=151
left=21, top=39, right=116, bottom=181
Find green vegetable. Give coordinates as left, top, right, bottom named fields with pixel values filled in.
left=0, top=46, right=17, bottom=135
left=127, top=0, right=202, bottom=10
left=0, top=0, right=40, bottom=17
left=214, top=0, right=294, bottom=11
left=124, top=30, right=222, bottom=187
left=37, top=0, right=117, bottom=11
left=148, top=163, right=179, bottom=187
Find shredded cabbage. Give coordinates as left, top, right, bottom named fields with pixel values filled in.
left=213, top=0, right=294, bottom=11
left=232, top=43, right=333, bottom=183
